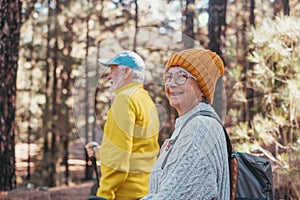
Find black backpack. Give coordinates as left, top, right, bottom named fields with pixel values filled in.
left=199, top=110, right=274, bottom=200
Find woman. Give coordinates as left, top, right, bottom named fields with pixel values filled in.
left=142, top=49, right=230, bottom=200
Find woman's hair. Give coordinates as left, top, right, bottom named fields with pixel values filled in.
left=202, top=95, right=209, bottom=104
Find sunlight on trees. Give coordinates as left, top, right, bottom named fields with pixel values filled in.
left=229, top=15, right=300, bottom=188
left=3, top=0, right=299, bottom=197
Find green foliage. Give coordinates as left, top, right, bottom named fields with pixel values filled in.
left=16, top=0, right=300, bottom=190
left=230, top=121, right=251, bottom=140
left=229, top=15, right=300, bottom=184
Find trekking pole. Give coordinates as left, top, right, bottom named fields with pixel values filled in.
left=91, top=153, right=99, bottom=186
left=86, top=142, right=100, bottom=186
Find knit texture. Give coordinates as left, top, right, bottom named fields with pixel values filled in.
left=165, top=49, right=224, bottom=103
left=141, top=103, right=230, bottom=200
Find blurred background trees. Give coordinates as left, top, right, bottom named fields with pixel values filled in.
left=0, top=0, right=22, bottom=191
left=1, top=0, right=300, bottom=198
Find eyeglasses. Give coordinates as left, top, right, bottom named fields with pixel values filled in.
left=163, top=71, right=196, bottom=85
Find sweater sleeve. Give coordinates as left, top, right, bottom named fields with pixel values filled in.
left=142, top=116, right=229, bottom=200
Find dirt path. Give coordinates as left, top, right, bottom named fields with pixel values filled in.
left=0, top=181, right=94, bottom=200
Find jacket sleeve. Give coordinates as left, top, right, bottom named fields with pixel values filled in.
left=97, top=94, right=136, bottom=199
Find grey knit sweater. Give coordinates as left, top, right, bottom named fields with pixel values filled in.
left=141, top=103, right=230, bottom=200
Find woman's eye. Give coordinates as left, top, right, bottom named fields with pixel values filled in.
left=178, top=74, right=188, bottom=80
left=165, top=75, right=172, bottom=80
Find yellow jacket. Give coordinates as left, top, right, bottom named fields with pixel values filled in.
left=97, top=82, right=159, bottom=200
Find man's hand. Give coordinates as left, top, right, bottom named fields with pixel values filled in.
left=85, top=141, right=100, bottom=158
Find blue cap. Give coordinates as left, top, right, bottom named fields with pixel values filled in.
left=100, top=50, right=145, bottom=71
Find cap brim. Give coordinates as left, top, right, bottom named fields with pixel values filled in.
left=98, top=58, right=111, bottom=66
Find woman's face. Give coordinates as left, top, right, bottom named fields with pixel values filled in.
left=164, top=66, right=203, bottom=116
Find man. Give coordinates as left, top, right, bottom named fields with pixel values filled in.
left=87, top=50, right=160, bottom=200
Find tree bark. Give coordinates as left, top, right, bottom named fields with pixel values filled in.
left=183, top=0, right=195, bottom=48
left=85, top=1, right=93, bottom=180
left=49, top=35, right=58, bottom=187
left=208, top=0, right=227, bottom=121
left=133, top=0, right=138, bottom=51
left=247, top=0, right=256, bottom=125
left=42, top=0, right=52, bottom=186
left=250, top=0, right=255, bottom=26
left=208, top=0, right=226, bottom=56
left=282, top=0, right=290, bottom=16
left=273, top=0, right=281, bottom=18
left=0, top=0, right=22, bottom=191
left=48, top=0, right=60, bottom=187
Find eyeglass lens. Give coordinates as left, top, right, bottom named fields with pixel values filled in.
left=163, top=71, right=190, bottom=85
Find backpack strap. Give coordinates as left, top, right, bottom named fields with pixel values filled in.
left=198, top=110, right=238, bottom=200
left=197, top=110, right=233, bottom=158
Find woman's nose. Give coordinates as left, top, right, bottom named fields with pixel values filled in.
left=165, top=78, right=177, bottom=87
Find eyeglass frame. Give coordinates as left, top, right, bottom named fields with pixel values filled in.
left=163, top=70, right=197, bottom=85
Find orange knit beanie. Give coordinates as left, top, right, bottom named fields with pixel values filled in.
left=165, top=49, right=224, bottom=103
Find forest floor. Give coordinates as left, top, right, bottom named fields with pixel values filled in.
left=1, top=139, right=300, bottom=199
left=0, top=139, right=97, bottom=200
left=0, top=181, right=94, bottom=200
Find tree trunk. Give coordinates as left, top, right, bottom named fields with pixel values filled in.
left=26, top=37, right=34, bottom=181
left=282, top=0, right=290, bottom=16
left=273, top=0, right=281, bottom=18
left=247, top=0, right=256, bottom=125
left=133, top=0, right=138, bottom=51
left=241, top=1, right=248, bottom=123
left=208, top=0, right=227, bottom=121
left=63, top=134, right=69, bottom=185
left=48, top=1, right=61, bottom=186
left=250, top=0, right=255, bottom=26
left=93, top=42, right=101, bottom=141
left=85, top=4, right=93, bottom=180
left=208, top=0, right=226, bottom=55
left=183, top=0, right=195, bottom=48
left=0, top=0, right=22, bottom=191
left=42, top=0, right=52, bottom=186
left=49, top=36, right=59, bottom=187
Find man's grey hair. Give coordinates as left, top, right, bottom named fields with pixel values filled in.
left=119, top=65, right=145, bottom=83
left=131, top=69, right=144, bottom=83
